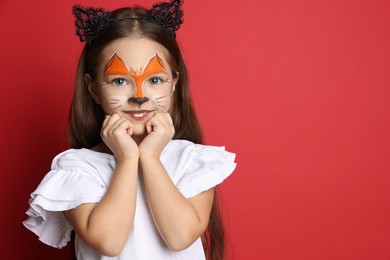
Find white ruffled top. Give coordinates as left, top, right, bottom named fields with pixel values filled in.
left=23, top=139, right=236, bottom=260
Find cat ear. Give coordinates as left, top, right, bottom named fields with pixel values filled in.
left=144, top=0, right=184, bottom=36
left=72, top=5, right=117, bottom=43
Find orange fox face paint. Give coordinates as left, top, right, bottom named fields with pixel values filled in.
left=104, top=54, right=130, bottom=76
left=101, top=51, right=175, bottom=111
left=104, top=52, right=166, bottom=98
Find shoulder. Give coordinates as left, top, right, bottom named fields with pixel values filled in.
left=43, top=148, right=116, bottom=188
left=162, top=139, right=195, bottom=154
left=51, top=148, right=115, bottom=171
left=161, top=139, right=206, bottom=164
left=163, top=140, right=236, bottom=198
left=162, top=139, right=236, bottom=162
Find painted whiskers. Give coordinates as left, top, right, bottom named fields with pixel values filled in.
left=105, top=92, right=173, bottom=110
left=102, top=51, right=175, bottom=111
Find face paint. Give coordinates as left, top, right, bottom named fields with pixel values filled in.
left=104, top=54, right=131, bottom=76
left=103, top=52, right=170, bottom=97
left=108, top=95, right=128, bottom=109
left=150, top=95, right=171, bottom=109
left=129, top=54, right=166, bottom=98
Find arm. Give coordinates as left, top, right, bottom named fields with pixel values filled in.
left=140, top=157, right=214, bottom=251
left=139, top=113, right=214, bottom=251
left=65, top=114, right=139, bottom=256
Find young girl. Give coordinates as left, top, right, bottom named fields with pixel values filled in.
left=23, top=1, right=236, bottom=259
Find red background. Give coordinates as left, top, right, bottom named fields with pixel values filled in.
left=1, top=0, right=390, bottom=259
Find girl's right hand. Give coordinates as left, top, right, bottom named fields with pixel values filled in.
left=101, top=113, right=139, bottom=161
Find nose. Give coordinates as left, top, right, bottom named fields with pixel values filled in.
left=128, top=97, right=150, bottom=106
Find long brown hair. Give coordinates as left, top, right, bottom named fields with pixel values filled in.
left=68, top=7, right=225, bottom=260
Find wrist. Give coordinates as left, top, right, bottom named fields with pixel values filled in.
left=115, top=157, right=139, bottom=175
left=115, top=151, right=140, bottom=163
left=139, top=151, right=161, bottom=163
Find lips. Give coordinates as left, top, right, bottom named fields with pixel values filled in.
left=125, top=110, right=152, bottom=121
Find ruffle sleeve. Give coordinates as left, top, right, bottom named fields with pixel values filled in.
left=176, top=144, right=236, bottom=198
left=23, top=152, right=107, bottom=248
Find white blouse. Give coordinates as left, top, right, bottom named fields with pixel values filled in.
left=23, top=139, right=236, bottom=259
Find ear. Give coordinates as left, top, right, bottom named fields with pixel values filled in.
left=85, top=74, right=101, bottom=104
left=172, top=70, right=179, bottom=93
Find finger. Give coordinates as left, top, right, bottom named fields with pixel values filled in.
left=163, top=113, right=175, bottom=134
left=104, top=113, right=122, bottom=131
left=158, top=113, right=173, bottom=130
left=102, top=114, right=110, bottom=129
left=127, top=126, right=133, bottom=136
left=147, top=113, right=172, bottom=135
left=151, top=113, right=166, bottom=126
left=109, top=117, right=127, bottom=133
left=102, top=114, right=124, bottom=137
left=146, top=112, right=166, bottom=133
left=116, top=119, right=134, bottom=136
left=101, top=115, right=112, bottom=136
left=163, top=112, right=174, bottom=125
left=145, top=118, right=154, bottom=134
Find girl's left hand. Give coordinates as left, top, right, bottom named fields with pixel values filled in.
left=139, top=112, right=175, bottom=159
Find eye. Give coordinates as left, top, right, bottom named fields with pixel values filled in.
left=149, top=76, right=163, bottom=85
left=111, top=78, right=128, bottom=86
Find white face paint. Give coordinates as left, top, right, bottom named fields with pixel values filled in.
left=107, top=95, right=128, bottom=110
left=150, top=94, right=173, bottom=109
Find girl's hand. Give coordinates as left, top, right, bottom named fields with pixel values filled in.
left=139, top=112, right=175, bottom=159
left=101, top=113, right=139, bottom=161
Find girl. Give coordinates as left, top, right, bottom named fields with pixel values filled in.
left=23, top=1, right=236, bottom=259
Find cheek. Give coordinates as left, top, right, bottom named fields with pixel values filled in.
left=100, top=88, right=129, bottom=111
left=150, top=94, right=173, bottom=111
left=104, top=95, right=128, bottom=111
left=162, top=98, right=173, bottom=112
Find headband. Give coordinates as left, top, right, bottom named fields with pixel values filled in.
left=72, top=0, right=184, bottom=43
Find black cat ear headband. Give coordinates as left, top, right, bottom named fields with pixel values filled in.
left=72, top=0, right=183, bottom=43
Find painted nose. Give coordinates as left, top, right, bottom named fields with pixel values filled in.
left=128, top=97, right=150, bottom=105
